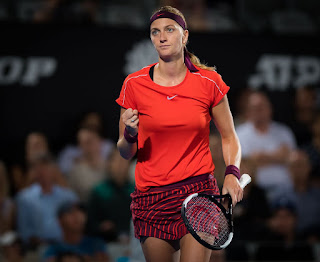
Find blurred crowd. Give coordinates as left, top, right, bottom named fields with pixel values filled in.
left=0, top=0, right=319, bottom=34
left=0, top=84, right=319, bottom=262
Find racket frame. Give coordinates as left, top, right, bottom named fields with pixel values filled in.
left=181, top=193, right=234, bottom=250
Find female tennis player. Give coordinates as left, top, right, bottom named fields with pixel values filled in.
left=116, top=6, right=243, bottom=262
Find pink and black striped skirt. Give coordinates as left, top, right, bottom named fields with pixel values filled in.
left=131, top=173, right=220, bottom=240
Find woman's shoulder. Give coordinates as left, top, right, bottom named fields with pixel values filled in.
left=191, top=66, right=221, bottom=80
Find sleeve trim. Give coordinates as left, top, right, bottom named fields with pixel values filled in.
left=121, top=74, right=148, bottom=106
left=191, top=72, right=224, bottom=96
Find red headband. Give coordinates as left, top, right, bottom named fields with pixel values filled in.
left=150, top=11, right=198, bottom=72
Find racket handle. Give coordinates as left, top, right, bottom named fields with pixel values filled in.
left=239, top=174, right=251, bottom=189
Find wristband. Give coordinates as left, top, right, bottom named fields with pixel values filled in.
left=124, top=128, right=138, bottom=143
left=225, top=165, right=241, bottom=180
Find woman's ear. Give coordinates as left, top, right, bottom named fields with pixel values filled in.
left=183, top=30, right=189, bottom=46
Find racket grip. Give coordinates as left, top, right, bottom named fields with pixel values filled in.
left=239, top=174, right=251, bottom=189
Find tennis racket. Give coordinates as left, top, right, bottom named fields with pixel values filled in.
left=181, top=173, right=251, bottom=250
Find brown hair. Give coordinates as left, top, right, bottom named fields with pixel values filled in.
left=151, top=6, right=216, bottom=71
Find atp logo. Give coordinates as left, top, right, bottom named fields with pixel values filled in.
left=0, top=56, right=57, bottom=86
left=248, top=54, right=320, bottom=90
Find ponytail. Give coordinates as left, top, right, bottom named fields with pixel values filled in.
left=187, top=51, right=216, bottom=71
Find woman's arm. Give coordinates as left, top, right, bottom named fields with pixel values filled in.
left=211, top=96, right=243, bottom=205
left=117, top=108, right=139, bottom=160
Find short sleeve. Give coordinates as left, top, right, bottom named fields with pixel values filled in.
left=210, top=73, right=230, bottom=108
left=115, top=76, right=137, bottom=109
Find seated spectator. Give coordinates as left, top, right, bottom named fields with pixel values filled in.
left=43, top=201, right=109, bottom=262
left=233, top=87, right=254, bottom=127
left=16, top=153, right=78, bottom=248
left=0, top=161, right=15, bottom=235
left=7, top=131, right=66, bottom=195
left=25, top=132, right=67, bottom=187
left=290, top=85, right=317, bottom=147
left=58, top=112, right=114, bottom=175
left=25, top=132, right=49, bottom=166
left=303, top=112, right=320, bottom=184
left=287, top=150, right=320, bottom=240
left=8, top=163, right=27, bottom=196
left=236, top=91, right=296, bottom=203
left=86, top=149, right=134, bottom=242
left=67, top=126, right=111, bottom=203
left=255, top=197, right=314, bottom=261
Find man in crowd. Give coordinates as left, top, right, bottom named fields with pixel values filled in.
left=16, top=153, right=78, bottom=247
left=43, top=201, right=109, bottom=262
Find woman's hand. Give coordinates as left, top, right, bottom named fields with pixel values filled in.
left=222, top=174, right=243, bottom=206
left=121, top=108, right=139, bottom=136
left=117, top=108, right=139, bottom=160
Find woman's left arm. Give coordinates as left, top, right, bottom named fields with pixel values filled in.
left=211, top=95, right=243, bottom=206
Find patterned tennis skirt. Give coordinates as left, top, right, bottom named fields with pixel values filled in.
left=131, top=173, right=220, bottom=240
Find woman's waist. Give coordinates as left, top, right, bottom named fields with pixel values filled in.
left=135, top=170, right=214, bottom=193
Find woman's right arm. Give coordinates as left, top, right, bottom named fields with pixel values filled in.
left=117, top=108, right=139, bottom=160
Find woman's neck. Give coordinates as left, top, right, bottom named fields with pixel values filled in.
left=155, top=57, right=187, bottom=86
left=158, top=56, right=185, bottom=75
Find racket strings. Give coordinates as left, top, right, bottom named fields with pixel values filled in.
left=185, top=196, right=231, bottom=247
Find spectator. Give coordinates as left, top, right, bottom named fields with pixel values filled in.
left=7, top=132, right=53, bottom=196
left=255, top=197, right=315, bottom=261
left=25, top=132, right=67, bottom=187
left=290, top=85, right=318, bottom=147
left=0, top=161, right=15, bottom=235
left=87, top=149, right=134, bottom=242
left=43, top=201, right=109, bottom=262
left=287, top=150, right=320, bottom=241
left=236, top=91, right=296, bottom=202
left=67, top=127, right=110, bottom=203
left=57, top=112, right=114, bottom=175
left=303, top=112, right=320, bottom=184
left=16, top=153, right=78, bottom=248
left=233, top=87, right=254, bottom=126
left=25, top=132, right=49, bottom=166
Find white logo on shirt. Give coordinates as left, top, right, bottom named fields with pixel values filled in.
left=167, top=95, right=178, bottom=100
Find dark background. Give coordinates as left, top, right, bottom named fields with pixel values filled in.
left=1, top=23, right=319, bottom=165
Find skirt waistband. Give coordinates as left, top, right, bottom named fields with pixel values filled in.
left=146, top=173, right=212, bottom=193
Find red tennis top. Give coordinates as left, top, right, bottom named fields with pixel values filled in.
left=116, top=64, right=230, bottom=192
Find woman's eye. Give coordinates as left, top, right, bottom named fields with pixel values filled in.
left=151, top=30, right=158, bottom=36
left=167, top=28, right=174, bottom=32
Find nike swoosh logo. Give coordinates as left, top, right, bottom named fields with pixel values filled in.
left=167, top=95, right=178, bottom=100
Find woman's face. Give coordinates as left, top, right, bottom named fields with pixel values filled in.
left=150, top=18, right=188, bottom=61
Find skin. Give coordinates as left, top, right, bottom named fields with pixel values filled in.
left=117, top=17, right=242, bottom=262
